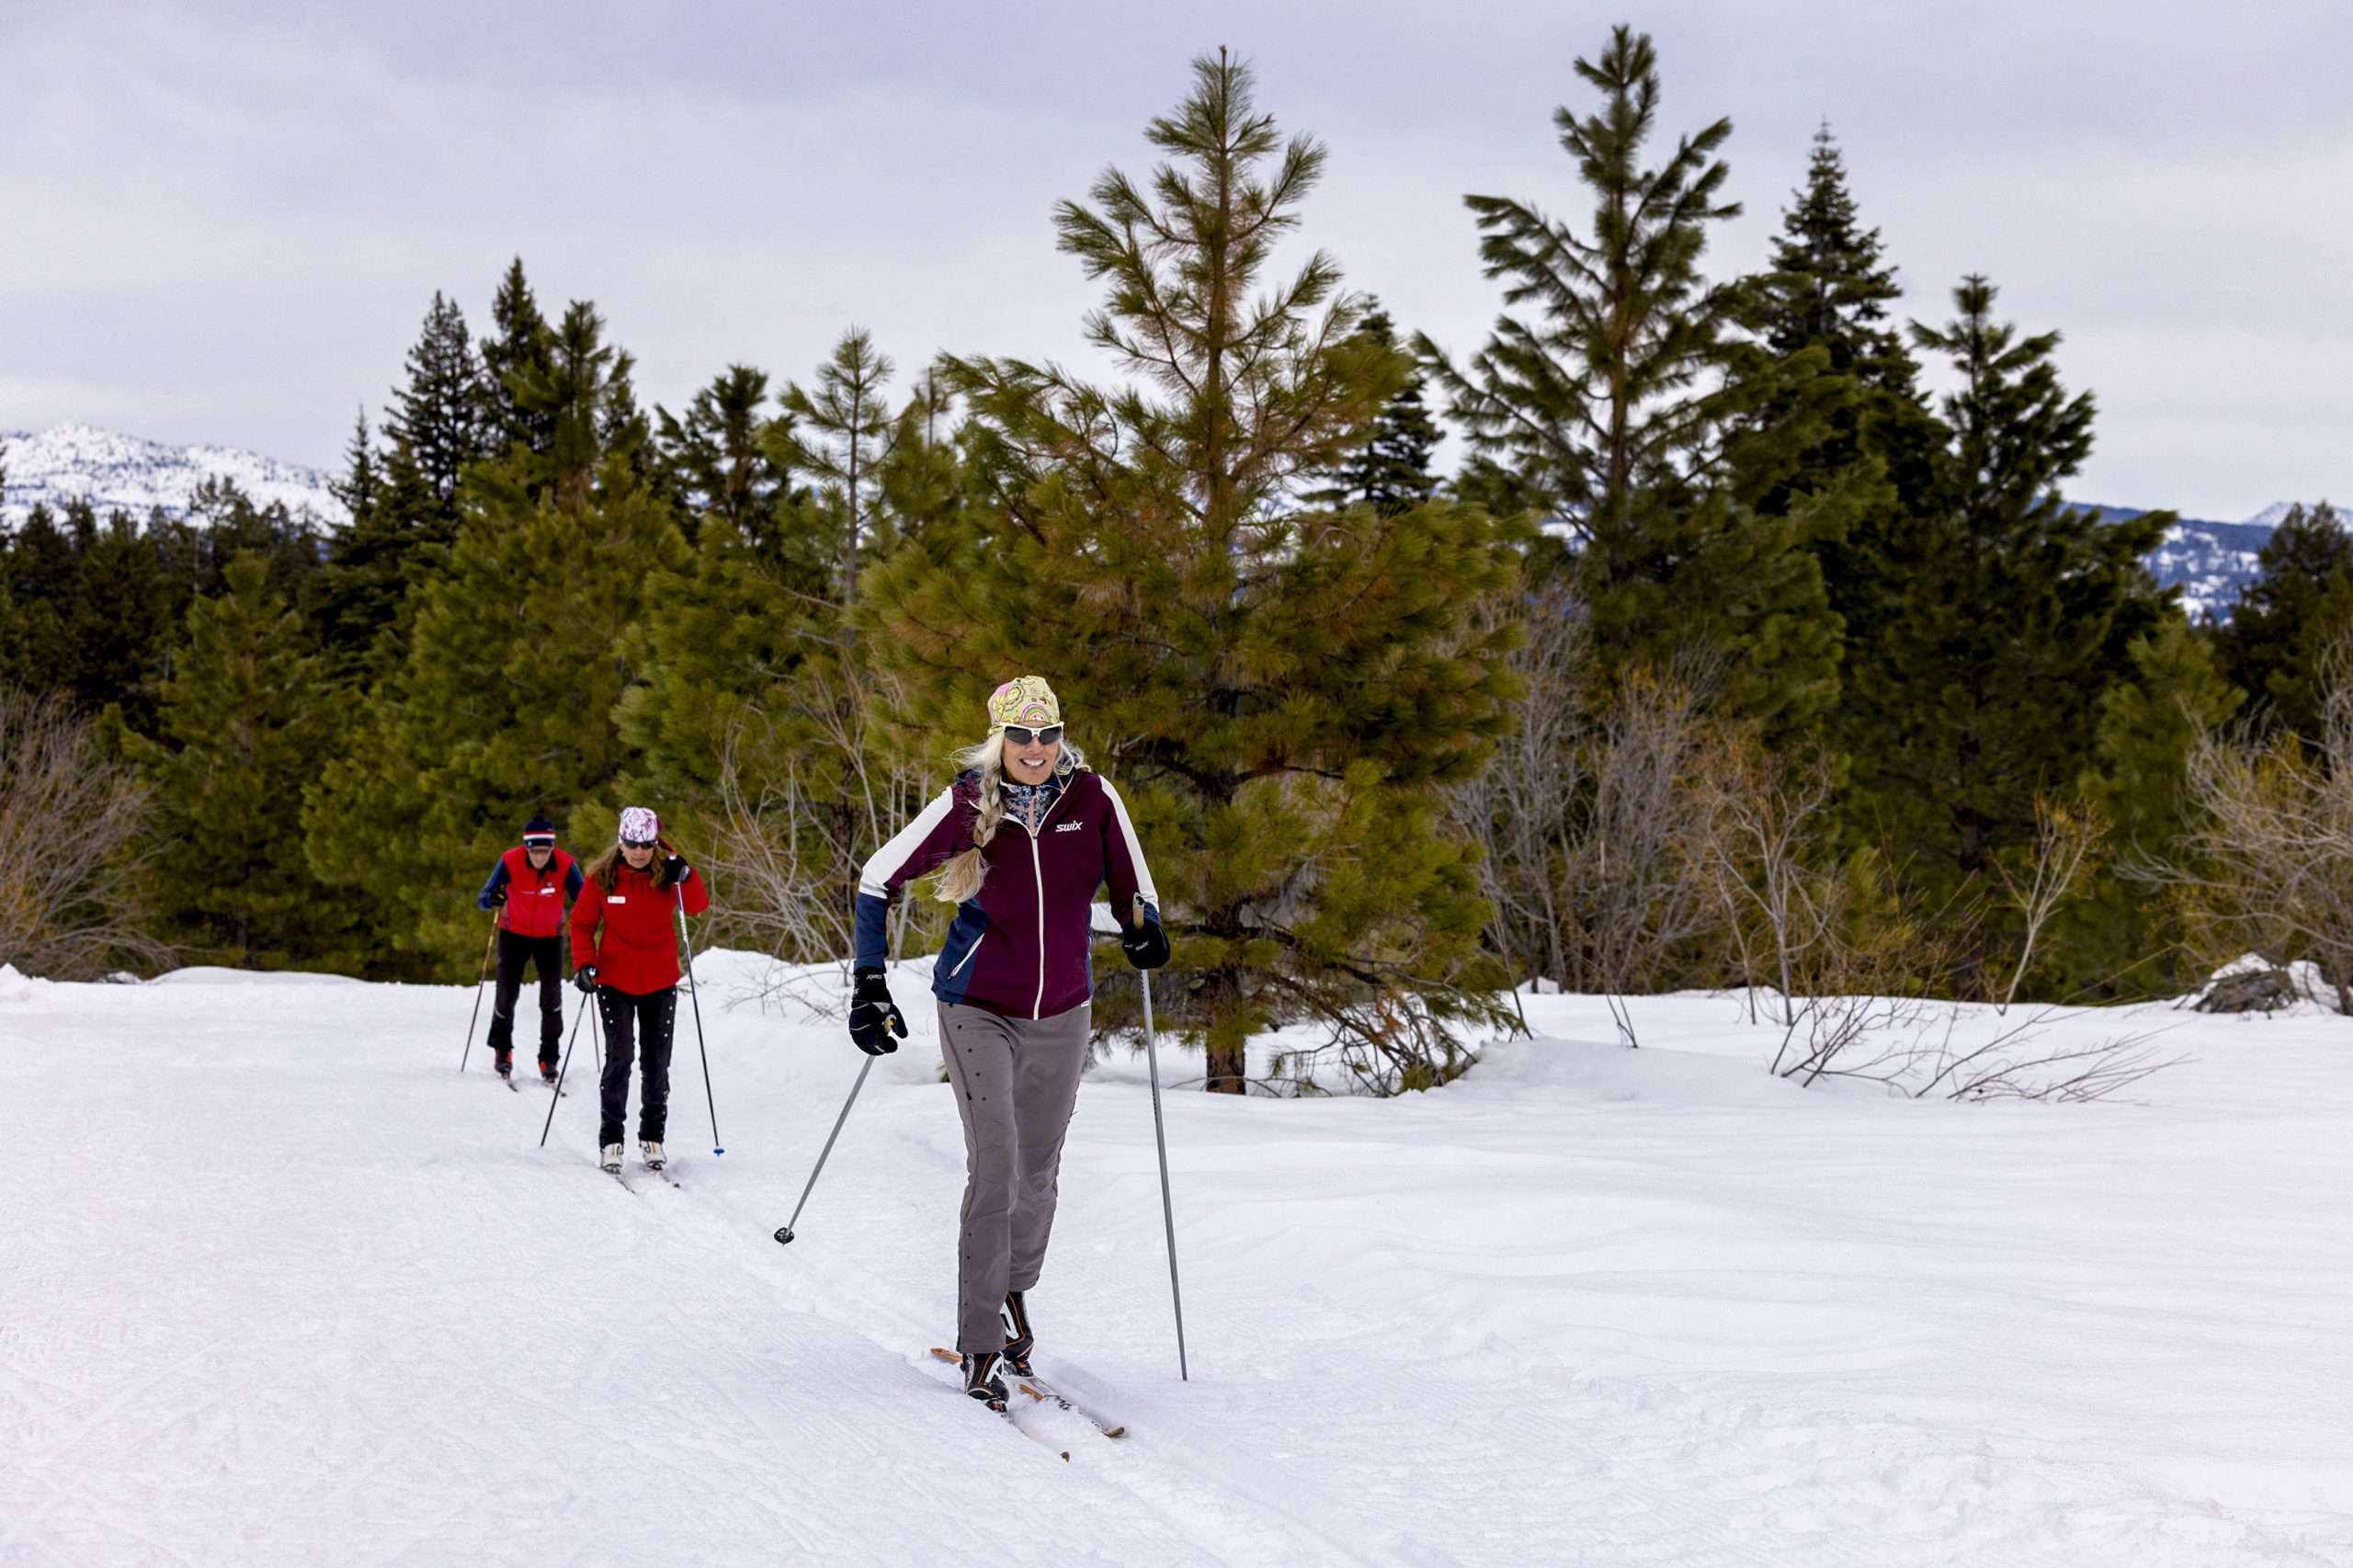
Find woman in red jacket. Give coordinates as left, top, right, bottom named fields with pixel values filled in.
left=570, top=805, right=710, bottom=1175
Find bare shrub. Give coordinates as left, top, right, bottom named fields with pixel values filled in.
left=0, top=686, right=170, bottom=978
left=1451, top=586, right=1732, bottom=1046
left=2147, top=681, right=2353, bottom=1013
left=1993, top=797, right=2109, bottom=1012
left=706, top=662, right=937, bottom=994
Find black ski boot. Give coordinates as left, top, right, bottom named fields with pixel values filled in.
left=961, top=1349, right=1007, bottom=1410
left=494, top=1044, right=514, bottom=1079
left=1000, top=1291, right=1036, bottom=1378
left=540, top=1056, right=560, bottom=1085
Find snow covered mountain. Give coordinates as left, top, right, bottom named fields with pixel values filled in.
left=2071, top=499, right=2343, bottom=620
left=0, top=423, right=348, bottom=529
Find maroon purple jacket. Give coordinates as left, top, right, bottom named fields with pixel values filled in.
left=856, top=767, right=1160, bottom=1018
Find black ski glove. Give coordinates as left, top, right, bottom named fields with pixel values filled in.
left=573, top=964, right=598, bottom=994
left=662, top=854, right=689, bottom=886
left=488, top=883, right=508, bottom=907
left=1120, top=914, right=1170, bottom=971
left=849, top=967, right=906, bottom=1055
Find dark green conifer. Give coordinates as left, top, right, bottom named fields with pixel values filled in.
left=2214, top=502, right=2352, bottom=744
left=1316, top=308, right=1441, bottom=517
left=479, top=258, right=557, bottom=462
left=654, top=364, right=789, bottom=540
left=386, top=292, right=487, bottom=513
left=130, top=557, right=354, bottom=968
left=1842, top=276, right=2171, bottom=994
left=306, top=300, right=682, bottom=973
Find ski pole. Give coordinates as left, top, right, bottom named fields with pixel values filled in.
left=1141, top=967, right=1189, bottom=1381
left=772, top=1054, right=874, bottom=1245
left=673, top=890, right=723, bottom=1156
left=539, top=983, right=592, bottom=1149
left=460, top=911, right=498, bottom=1073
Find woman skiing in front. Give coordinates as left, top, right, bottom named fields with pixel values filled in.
left=849, top=676, right=1168, bottom=1409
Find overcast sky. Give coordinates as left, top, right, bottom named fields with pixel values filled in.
left=3, top=0, right=2346, bottom=519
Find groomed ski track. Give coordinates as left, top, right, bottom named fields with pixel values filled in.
left=4, top=957, right=2350, bottom=1565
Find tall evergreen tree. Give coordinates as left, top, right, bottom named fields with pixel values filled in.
left=654, top=364, right=790, bottom=541
left=1841, top=276, right=2171, bottom=994
left=478, top=258, right=557, bottom=463
left=626, top=340, right=963, bottom=950
left=1315, top=307, right=1441, bottom=517
left=306, top=300, right=682, bottom=974
left=386, top=291, right=487, bottom=512
left=1, top=505, right=85, bottom=700
left=1423, top=26, right=1839, bottom=727
left=130, top=557, right=354, bottom=969
left=776, top=329, right=901, bottom=611
left=868, top=51, right=1525, bottom=1093
left=64, top=504, right=182, bottom=733
left=2057, top=616, right=2243, bottom=994
left=2214, top=502, right=2352, bottom=744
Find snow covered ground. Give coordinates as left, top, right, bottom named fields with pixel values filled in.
left=4, top=955, right=2348, bottom=1565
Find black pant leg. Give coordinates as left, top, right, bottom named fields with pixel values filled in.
left=487, top=929, right=525, bottom=1054
left=531, top=936, right=564, bottom=1061
left=597, top=987, right=639, bottom=1147
left=637, top=988, right=676, bottom=1143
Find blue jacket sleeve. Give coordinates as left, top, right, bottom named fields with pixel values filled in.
left=476, top=859, right=510, bottom=912
left=564, top=862, right=585, bottom=902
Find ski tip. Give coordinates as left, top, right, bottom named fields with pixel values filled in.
left=773, top=1226, right=794, bottom=1245
left=928, top=1347, right=958, bottom=1364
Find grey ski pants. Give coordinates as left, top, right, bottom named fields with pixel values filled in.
left=938, top=999, right=1092, bottom=1355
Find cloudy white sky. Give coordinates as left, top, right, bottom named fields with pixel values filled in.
left=2, top=0, right=2346, bottom=518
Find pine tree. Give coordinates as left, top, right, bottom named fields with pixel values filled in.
left=1, top=505, right=84, bottom=700
left=130, top=557, right=354, bottom=969
left=305, top=300, right=683, bottom=974
left=867, top=51, right=1525, bottom=1093
left=1841, top=276, right=2172, bottom=994
left=2214, top=502, right=2352, bottom=744
left=776, top=329, right=902, bottom=611
left=1315, top=307, right=1441, bottom=516
left=386, top=292, right=487, bottom=513
left=64, top=503, right=183, bottom=733
left=626, top=341, right=962, bottom=951
left=2058, top=616, right=2243, bottom=994
left=1422, top=26, right=1838, bottom=727
left=479, top=258, right=557, bottom=463
left=309, top=295, right=499, bottom=686
left=654, top=364, right=790, bottom=541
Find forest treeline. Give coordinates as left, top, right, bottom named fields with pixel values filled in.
left=4, top=32, right=2347, bottom=1092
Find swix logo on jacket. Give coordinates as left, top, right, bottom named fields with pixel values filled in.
left=477, top=846, right=584, bottom=939
left=856, top=768, right=1160, bottom=1018
left=570, top=861, right=710, bottom=995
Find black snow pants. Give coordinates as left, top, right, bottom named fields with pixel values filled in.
left=597, top=984, right=677, bottom=1147
left=488, top=930, right=564, bottom=1065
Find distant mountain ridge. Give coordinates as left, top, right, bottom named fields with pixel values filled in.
left=0, top=424, right=348, bottom=530
left=2073, top=501, right=2341, bottom=621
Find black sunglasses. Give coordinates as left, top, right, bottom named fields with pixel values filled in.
left=1004, top=723, right=1064, bottom=746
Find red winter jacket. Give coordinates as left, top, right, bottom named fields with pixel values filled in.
left=570, top=859, right=710, bottom=994
left=480, top=846, right=582, bottom=938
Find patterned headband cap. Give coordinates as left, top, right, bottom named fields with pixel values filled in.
left=986, top=676, right=1061, bottom=731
